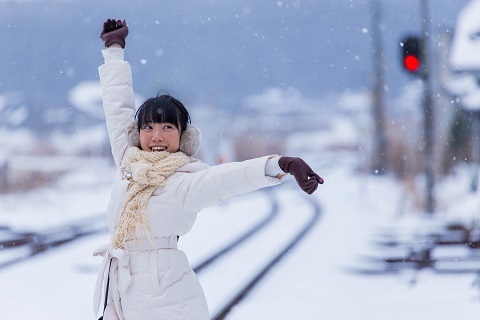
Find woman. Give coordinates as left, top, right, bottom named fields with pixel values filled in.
left=93, top=19, right=324, bottom=320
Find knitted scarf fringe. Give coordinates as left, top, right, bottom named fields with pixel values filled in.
left=112, top=147, right=190, bottom=248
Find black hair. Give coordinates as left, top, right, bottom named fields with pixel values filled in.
left=135, top=94, right=191, bottom=134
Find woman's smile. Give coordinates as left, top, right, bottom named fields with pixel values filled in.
left=150, top=146, right=168, bottom=152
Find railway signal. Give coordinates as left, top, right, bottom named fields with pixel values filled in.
left=400, top=35, right=424, bottom=75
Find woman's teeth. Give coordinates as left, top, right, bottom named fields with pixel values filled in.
left=151, top=147, right=166, bottom=152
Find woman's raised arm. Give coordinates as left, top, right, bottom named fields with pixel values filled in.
left=98, top=19, right=135, bottom=167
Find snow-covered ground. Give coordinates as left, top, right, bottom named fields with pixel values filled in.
left=0, top=133, right=479, bottom=319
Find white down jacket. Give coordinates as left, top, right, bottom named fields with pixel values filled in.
left=93, top=48, right=285, bottom=320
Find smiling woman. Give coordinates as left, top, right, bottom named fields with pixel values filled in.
left=94, top=18, right=323, bottom=320
left=139, top=121, right=181, bottom=153
left=123, top=95, right=202, bottom=157
left=134, top=96, right=190, bottom=153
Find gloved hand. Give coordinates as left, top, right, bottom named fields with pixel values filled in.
left=279, top=157, right=324, bottom=195
left=100, top=19, right=129, bottom=48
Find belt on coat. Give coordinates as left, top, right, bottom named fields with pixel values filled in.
left=93, top=236, right=178, bottom=319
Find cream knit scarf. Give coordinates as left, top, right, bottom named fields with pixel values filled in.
left=112, top=147, right=190, bottom=248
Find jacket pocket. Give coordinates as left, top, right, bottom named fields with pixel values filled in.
left=150, top=250, right=191, bottom=295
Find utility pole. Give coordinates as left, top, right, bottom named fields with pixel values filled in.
left=370, top=0, right=388, bottom=174
left=420, top=0, right=435, bottom=213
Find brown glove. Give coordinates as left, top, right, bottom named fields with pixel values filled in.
left=279, top=157, right=324, bottom=195
left=100, top=19, right=129, bottom=48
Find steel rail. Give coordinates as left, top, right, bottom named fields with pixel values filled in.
left=211, top=193, right=322, bottom=320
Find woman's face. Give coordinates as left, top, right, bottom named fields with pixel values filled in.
left=139, top=122, right=180, bottom=153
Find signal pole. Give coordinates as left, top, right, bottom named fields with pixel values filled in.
left=420, top=0, right=435, bottom=213
left=370, top=0, right=387, bottom=174
left=399, top=0, right=435, bottom=213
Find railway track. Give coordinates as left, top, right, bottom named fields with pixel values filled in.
left=192, top=189, right=279, bottom=274
left=192, top=187, right=322, bottom=320
left=0, top=186, right=322, bottom=320
left=0, top=215, right=107, bottom=269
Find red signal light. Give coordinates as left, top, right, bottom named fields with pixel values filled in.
left=400, top=36, right=423, bottom=76
left=404, top=55, right=420, bottom=72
